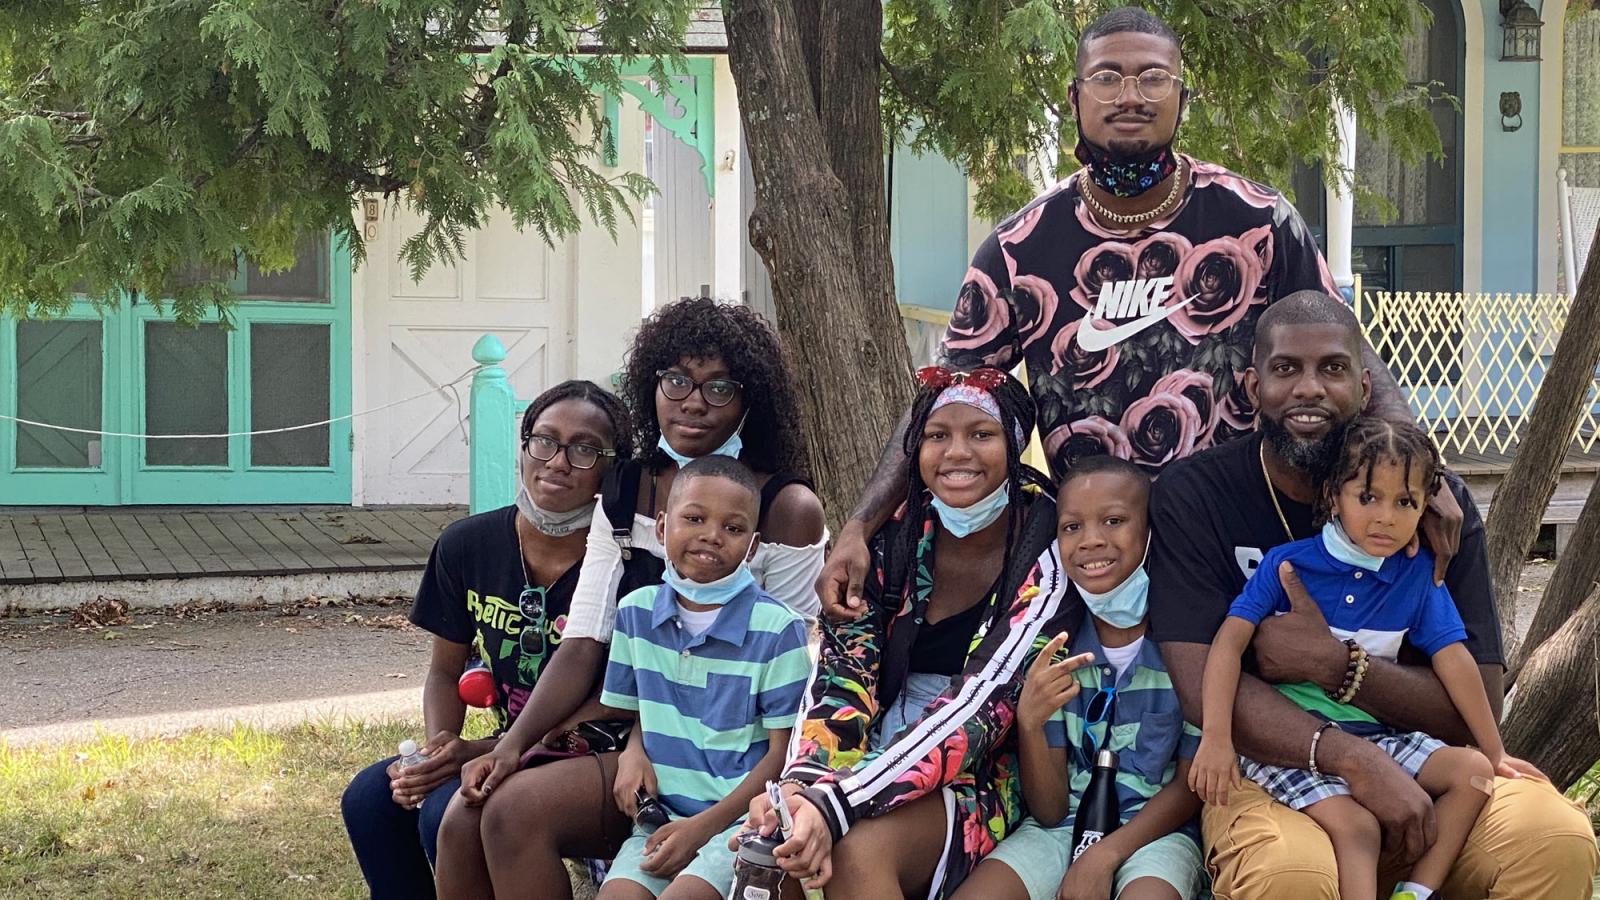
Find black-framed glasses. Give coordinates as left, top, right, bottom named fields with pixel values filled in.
left=1078, top=68, right=1181, bottom=104
left=525, top=434, right=616, bottom=470
left=1079, top=677, right=1119, bottom=761
left=656, top=370, right=742, bottom=407
left=517, top=585, right=548, bottom=658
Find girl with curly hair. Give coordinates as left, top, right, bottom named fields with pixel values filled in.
left=436, top=297, right=826, bottom=900
left=739, top=367, right=1080, bottom=900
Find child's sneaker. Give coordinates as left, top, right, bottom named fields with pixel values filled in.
left=1390, top=884, right=1433, bottom=900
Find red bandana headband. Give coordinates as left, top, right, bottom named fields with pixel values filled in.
left=915, top=367, right=1022, bottom=443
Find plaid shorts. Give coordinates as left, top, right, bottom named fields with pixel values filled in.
left=1239, top=728, right=1445, bottom=811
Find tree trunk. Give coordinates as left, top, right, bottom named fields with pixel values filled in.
left=725, top=0, right=912, bottom=527
left=1508, top=480, right=1600, bottom=683
left=1502, top=588, right=1600, bottom=789
left=1484, top=224, right=1600, bottom=659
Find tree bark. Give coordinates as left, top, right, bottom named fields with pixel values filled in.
left=725, top=0, right=912, bottom=527
left=1484, top=224, right=1600, bottom=659
left=1508, top=480, right=1600, bottom=683
left=1502, top=588, right=1600, bottom=789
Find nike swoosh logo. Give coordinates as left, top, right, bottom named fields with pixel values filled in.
left=1075, top=292, right=1202, bottom=353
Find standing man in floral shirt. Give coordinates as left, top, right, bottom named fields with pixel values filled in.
left=819, top=6, right=1464, bottom=615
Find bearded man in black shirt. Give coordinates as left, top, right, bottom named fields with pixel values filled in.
left=1148, top=291, right=1598, bottom=899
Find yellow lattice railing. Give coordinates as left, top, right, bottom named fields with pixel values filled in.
left=1354, top=287, right=1600, bottom=459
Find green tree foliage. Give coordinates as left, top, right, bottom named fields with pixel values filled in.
left=882, top=0, right=1443, bottom=219
left=0, top=0, right=1442, bottom=322
left=0, top=0, right=695, bottom=320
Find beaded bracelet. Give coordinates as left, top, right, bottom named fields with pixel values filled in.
left=1326, top=639, right=1366, bottom=700
left=1308, top=721, right=1338, bottom=778
left=1336, top=650, right=1371, bottom=705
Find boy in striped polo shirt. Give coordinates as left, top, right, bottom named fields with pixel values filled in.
left=601, top=455, right=811, bottom=899
left=963, top=456, right=1206, bottom=900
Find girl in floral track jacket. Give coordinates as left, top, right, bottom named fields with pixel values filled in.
left=752, top=368, right=1079, bottom=898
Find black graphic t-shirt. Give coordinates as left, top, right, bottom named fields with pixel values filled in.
left=409, top=505, right=654, bottom=732
left=1145, top=433, right=1503, bottom=666
left=941, top=156, right=1338, bottom=480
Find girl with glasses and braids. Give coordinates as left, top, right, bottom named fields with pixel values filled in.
left=342, top=380, right=653, bottom=900
left=444, top=297, right=825, bottom=900
left=738, top=368, right=1075, bottom=900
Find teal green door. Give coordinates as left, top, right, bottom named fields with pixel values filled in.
left=2, top=237, right=352, bottom=505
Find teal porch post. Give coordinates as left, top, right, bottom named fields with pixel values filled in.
left=469, top=334, right=516, bottom=514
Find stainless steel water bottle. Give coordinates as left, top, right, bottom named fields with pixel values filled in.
left=1069, top=748, right=1121, bottom=863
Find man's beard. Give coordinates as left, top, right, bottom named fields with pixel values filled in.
left=1259, top=412, right=1353, bottom=482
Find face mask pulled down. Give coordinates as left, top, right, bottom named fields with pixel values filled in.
left=1073, top=533, right=1152, bottom=628
left=664, top=558, right=756, bottom=608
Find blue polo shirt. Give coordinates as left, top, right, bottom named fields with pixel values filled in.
left=1042, top=610, right=1201, bottom=836
left=1227, top=531, right=1467, bottom=734
left=601, top=581, right=812, bottom=817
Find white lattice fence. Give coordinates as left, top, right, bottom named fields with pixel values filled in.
left=1355, top=290, right=1600, bottom=457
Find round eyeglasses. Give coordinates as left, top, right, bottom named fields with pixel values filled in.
left=657, top=370, right=742, bottom=408
left=1078, top=68, right=1181, bottom=105
left=524, top=434, right=616, bottom=470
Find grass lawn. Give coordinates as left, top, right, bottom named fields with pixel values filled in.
left=0, top=718, right=479, bottom=898
left=1, top=719, right=1596, bottom=898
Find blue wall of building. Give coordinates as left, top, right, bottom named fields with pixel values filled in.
left=1476, top=0, right=1543, bottom=293
left=888, top=143, right=969, bottom=312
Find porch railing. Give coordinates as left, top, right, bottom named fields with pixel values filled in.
left=1354, top=288, right=1599, bottom=458
left=468, top=334, right=517, bottom=515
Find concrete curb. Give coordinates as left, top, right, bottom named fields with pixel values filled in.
left=0, top=687, right=423, bottom=747
left=1, top=570, right=420, bottom=613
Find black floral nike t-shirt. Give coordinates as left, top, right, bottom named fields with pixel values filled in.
left=941, top=155, right=1337, bottom=479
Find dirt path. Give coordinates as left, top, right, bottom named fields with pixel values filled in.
left=0, top=560, right=1564, bottom=746
left=0, top=601, right=432, bottom=740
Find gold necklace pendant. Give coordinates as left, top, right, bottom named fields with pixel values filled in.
left=1078, top=157, right=1186, bottom=230
left=1260, top=440, right=1296, bottom=542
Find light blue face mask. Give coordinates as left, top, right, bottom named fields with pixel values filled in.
left=1078, top=566, right=1150, bottom=629
left=1073, top=533, right=1152, bottom=628
left=930, top=483, right=1010, bottom=538
left=657, top=416, right=745, bottom=468
left=1322, top=519, right=1386, bottom=572
left=663, top=558, right=756, bottom=607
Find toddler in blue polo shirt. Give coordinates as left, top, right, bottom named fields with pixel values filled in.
left=1190, top=418, right=1540, bottom=900
left=600, top=456, right=812, bottom=899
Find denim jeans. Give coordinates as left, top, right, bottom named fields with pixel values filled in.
left=341, top=756, right=462, bottom=900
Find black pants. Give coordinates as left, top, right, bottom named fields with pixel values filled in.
left=341, top=756, right=461, bottom=900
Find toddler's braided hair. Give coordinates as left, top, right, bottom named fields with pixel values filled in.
left=1318, top=416, right=1443, bottom=524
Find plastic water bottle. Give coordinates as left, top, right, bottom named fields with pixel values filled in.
left=729, top=833, right=786, bottom=899
left=397, top=739, right=427, bottom=770
left=1069, top=748, right=1121, bottom=864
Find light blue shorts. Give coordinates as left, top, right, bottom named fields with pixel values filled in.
left=983, top=817, right=1204, bottom=900
left=602, top=822, right=743, bottom=897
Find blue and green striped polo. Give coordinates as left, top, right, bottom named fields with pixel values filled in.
left=601, top=581, right=812, bottom=817
left=1042, top=610, right=1200, bottom=835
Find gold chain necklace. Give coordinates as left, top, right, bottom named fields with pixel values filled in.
left=1077, top=157, right=1187, bottom=230
left=1259, top=440, right=1296, bottom=542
